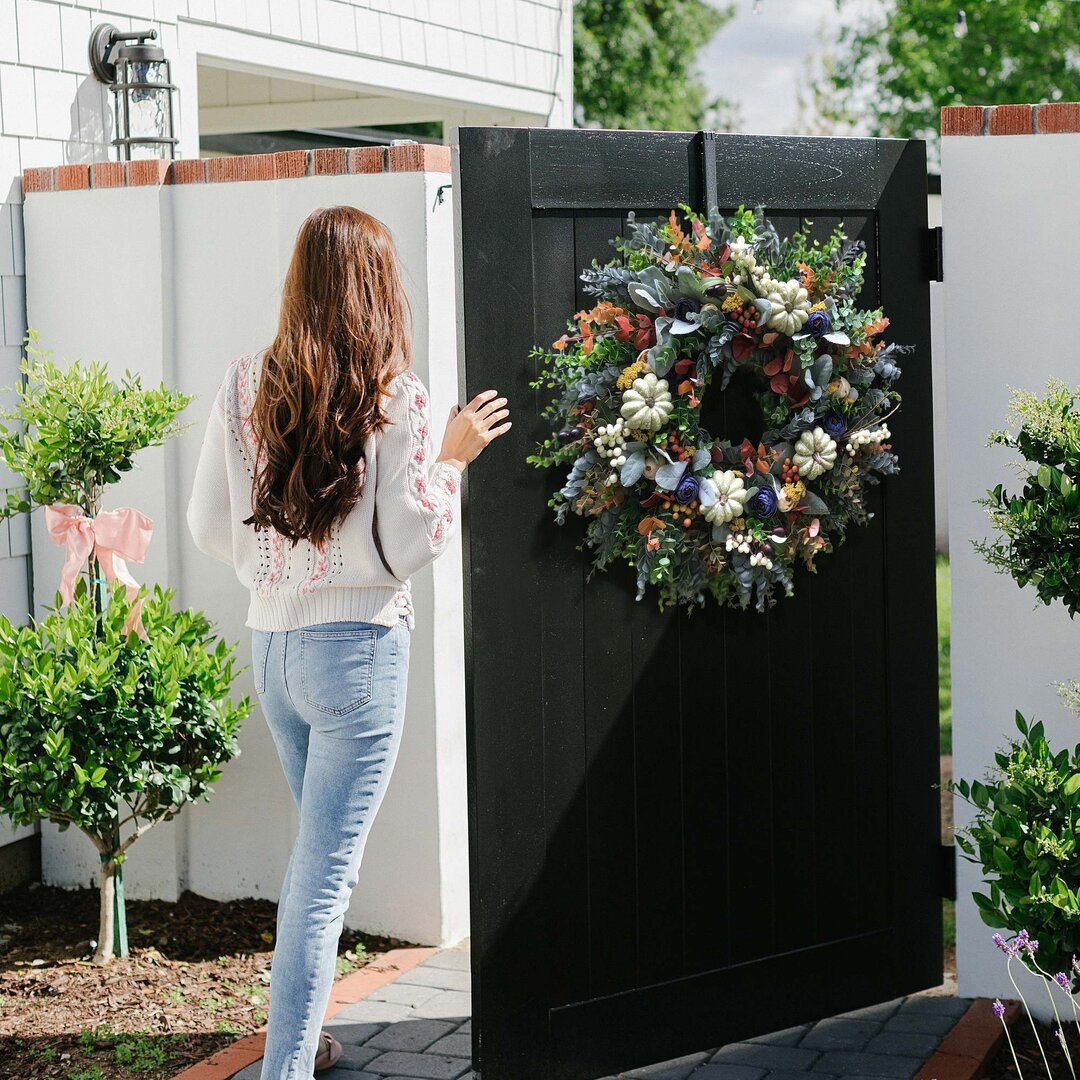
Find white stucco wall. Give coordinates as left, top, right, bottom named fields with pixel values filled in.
left=22, top=167, right=469, bottom=946
left=944, top=130, right=1080, bottom=1010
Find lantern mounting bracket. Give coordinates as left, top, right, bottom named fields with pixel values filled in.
left=88, top=23, right=163, bottom=86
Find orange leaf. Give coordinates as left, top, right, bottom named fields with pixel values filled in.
left=638, top=516, right=666, bottom=535
left=678, top=379, right=693, bottom=396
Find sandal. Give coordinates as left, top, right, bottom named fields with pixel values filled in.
left=314, top=1031, right=343, bottom=1072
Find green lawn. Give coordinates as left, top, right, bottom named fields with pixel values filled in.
left=938, top=554, right=955, bottom=961
left=938, top=554, right=952, bottom=756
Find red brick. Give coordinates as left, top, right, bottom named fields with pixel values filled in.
left=90, top=161, right=124, bottom=188
left=420, top=144, right=451, bottom=172
left=1037, top=101, right=1080, bottom=134
left=347, top=146, right=387, bottom=174
left=387, top=143, right=450, bottom=172
left=988, top=103, right=1034, bottom=135
left=912, top=998, right=1020, bottom=1080
left=273, top=150, right=309, bottom=179
left=936, top=997, right=1017, bottom=1059
left=941, top=105, right=986, bottom=136
left=55, top=164, right=90, bottom=191
left=387, top=143, right=425, bottom=171
left=22, top=167, right=55, bottom=193
left=169, top=158, right=207, bottom=184
left=311, top=147, right=347, bottom=175
left=169, top=947, right=438, bottom=1080
left=206, top=153, right=276, bottom=183
left=126, top=159, right=170, bottom=186
left=914, top=1050, right=983, bottom=1080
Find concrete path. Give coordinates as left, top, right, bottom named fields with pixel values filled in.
left=231, top=945, right=973, bottom=1080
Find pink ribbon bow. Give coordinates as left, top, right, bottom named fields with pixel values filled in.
left=45, top=505, right=154, bottom=638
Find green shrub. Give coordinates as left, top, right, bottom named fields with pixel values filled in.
left=975, top=379, right=1080, bottom=616
left=0, top=582, right=249, bottom=845
left=952, top=711, right=1080, bottom=972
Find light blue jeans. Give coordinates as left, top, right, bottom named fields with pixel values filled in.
left=252, top=618, right=410, bottom=1080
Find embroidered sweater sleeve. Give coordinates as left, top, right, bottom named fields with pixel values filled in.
left=186, top=382, right=236, bottom=567
left=374, top=372, right=460, bottom=581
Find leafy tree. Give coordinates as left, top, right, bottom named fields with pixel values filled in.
left=823, top=0, right=1080, bottom=147
left=574, top=0, right=739, bottom=130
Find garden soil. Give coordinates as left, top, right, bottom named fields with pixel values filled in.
left=0, top=883, right=410, bottom=1079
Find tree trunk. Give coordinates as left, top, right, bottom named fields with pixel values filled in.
left=94, top=855, right=117, bottom=965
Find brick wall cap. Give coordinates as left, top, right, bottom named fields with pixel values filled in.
left=22, top=146, right=451, bottom=194
left=943, top=102, right=1080, bottom=136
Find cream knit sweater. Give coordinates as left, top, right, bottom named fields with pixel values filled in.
left=186, top=351, right=460, bottom=631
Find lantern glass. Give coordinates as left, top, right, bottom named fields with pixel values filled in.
left=113, top=56, right=175, bottom=160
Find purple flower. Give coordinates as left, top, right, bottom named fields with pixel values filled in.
left=748, top=487, right=778, bottom=520
left=996, top=929, right=1039, bottom=959
left=675, top=471, right=700, bottom=505
left=993, top=931, right=1023, bottom=959
left=806, top=310, right=830, bottom=338
left=821, top=412, right=847, bottom=439
left=674, top=297, right=701, bottom=324
left=992, top=999, right=1006, bottom=1019
left=1056, top=972, right=1071, bottom=990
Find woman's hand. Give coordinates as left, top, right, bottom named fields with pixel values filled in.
left=437, top=390, right=511, bottom=473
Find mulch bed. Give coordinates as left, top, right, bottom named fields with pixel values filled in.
left=986, top=1010, right=1080, bottom=1078
left=0, top=882, right=413, bottom=1080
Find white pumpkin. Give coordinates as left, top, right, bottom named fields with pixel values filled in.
left=620, top=373, right=673, bottom=432
left=793, top=427, right=838, bottom=480
left=701, top=470, right=747, bottom=524
left=765, top=279, right=811, bottom=336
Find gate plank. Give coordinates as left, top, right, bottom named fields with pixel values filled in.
left=534, top=210, right=592, bottom=1008
left=572, top=211, right=643, bottom=998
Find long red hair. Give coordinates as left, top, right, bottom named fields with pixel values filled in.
left=244, top=206, right=411, bottom=547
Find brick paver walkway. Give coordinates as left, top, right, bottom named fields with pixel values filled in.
left=232, top=946, right=972, bottom=1080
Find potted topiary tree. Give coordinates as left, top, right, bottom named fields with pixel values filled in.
left=0, top=333, right=250, bottom=964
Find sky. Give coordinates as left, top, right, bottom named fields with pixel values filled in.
left=701, top=0, right=883, bottom=135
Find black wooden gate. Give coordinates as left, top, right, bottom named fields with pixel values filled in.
left=453, top=128, right=940, bottom=1080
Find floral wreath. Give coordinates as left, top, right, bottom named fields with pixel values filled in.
left=528, top=206, right=910, bottom=611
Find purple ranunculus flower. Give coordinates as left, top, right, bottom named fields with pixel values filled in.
left=673, top=296, right=701, bottom=323
left=748, top=487, right=778, bottom=519
left=806, top=310, right=830, bottom=338
left=821, top=412, right=847, bottom=439
left=675, top=471, right=700, bottom=505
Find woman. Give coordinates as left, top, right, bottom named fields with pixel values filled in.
left=186, top=205, right=510, bottom=1079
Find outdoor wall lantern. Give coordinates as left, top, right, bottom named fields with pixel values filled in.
left=89, top=24, right=178, bottom=161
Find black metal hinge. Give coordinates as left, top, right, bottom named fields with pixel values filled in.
left=940, top=843, right=957, bottom=901
left=927, top=226, right=944, bottom=282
